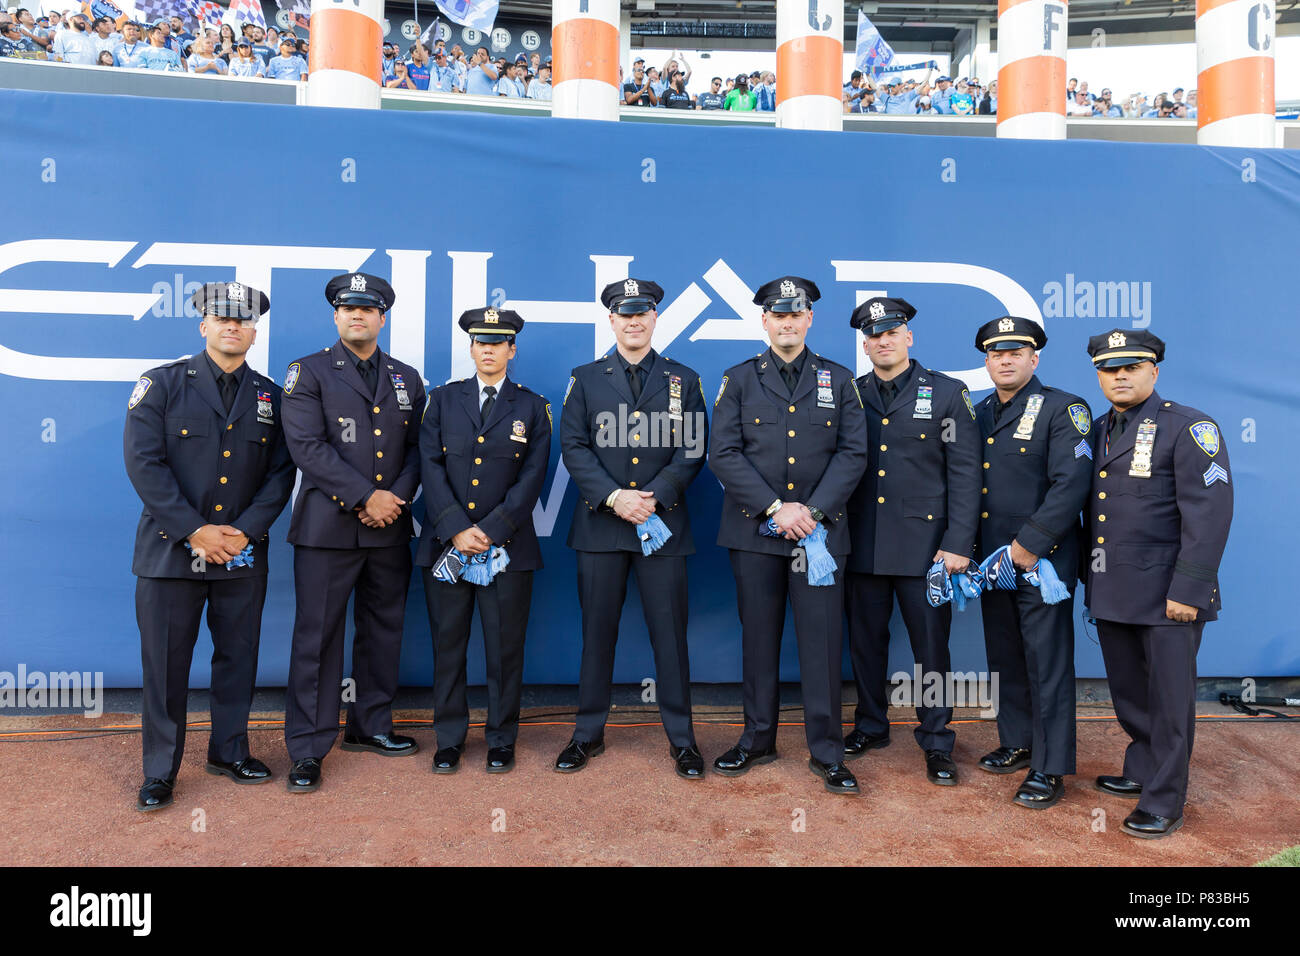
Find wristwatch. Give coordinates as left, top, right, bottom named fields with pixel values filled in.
left=764, top=499, right=782, bottom=518
left=808, top=506, right=826, bottom=522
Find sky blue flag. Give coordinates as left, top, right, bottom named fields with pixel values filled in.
left=855, top=10, right=895, bottom=78
left=434, top=0, right=498, bottom=32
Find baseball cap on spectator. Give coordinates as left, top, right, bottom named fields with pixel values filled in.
left=279, top=37, right=294, bottom=48
left=918, top=95, right=931, bottom=106
left=937, top=75, right=951, bottom=82
left=236, top=37, right=251, bottom=48
left=383, top=40, right=394, bottom=50
left=514, top=53, right=527, bottom=62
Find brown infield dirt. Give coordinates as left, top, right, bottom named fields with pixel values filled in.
left=1, top=704, right=1295, bottom=866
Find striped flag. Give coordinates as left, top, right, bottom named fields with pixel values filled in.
left=434, top=0, right=497, bottom=33
left=854, top=10, right=895, bottom=79
left=134, top=0, right=187, bottom=25
left=226, top=0, right=267, bottom=30
left=190, top=0, right=224, bottom=29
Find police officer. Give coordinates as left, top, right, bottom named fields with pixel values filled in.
left=557, top=278, right=708, bottom=779
left=709, top=276, right=867, bottom=795
left=124, top=282, right=295, bottom=811
left=844, top=297, right=980, bottom=786
left=973, top=316, right=1092, bottom=809
left=1084, top=329, right=1232, bottom=838
left=280, top=272, right=427, bottom=792
left=416, top=308, right=551, bottom=774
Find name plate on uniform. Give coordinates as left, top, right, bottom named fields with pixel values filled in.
left=669, top=374, right=683, bottom=420
left=256, top=389, right=274, bottom=424
left=1130, top=420, right=1157, bottom=478
left=913, top=385, right=933, bottom=420
left=1013, top=394, right=1044, bottom=441
left=390, top=372, right=412, bottom=410
left=816, top=369, right=835, bottom=408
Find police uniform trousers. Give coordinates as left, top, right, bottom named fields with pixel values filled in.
left=846, top=572, right=956, bottom=753
left=1097, top=619, right=1203, bottom=819
left=979, top=579, right=1077, bottom=775
left=573, top=550, right=695, bottom=748
left=731, top=550, right=844, bottom=765
left=285, top=544, right=412, bottom=761
left=421, top=568, right=532, bottom=750
left=136, top=575, right=267, bottom=781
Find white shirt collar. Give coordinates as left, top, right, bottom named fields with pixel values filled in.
left=476, top=375, right=507, bottom=398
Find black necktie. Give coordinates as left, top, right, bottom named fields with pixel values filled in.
left=993, top=399, right=1010, bottom=423
left=357, top=358, right=376, bottom=395
left=480, top=384, right=497, bottom=424
left=627, top=363, right=642, bottom=401
left=780, top=362, right=798, bottom=395
left=879, top=379, right=896, bottom=407
left=1110, top=410, right=1127, bottom=437
left=219, top=372, right=237, bottom=414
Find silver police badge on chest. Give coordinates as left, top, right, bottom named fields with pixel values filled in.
left=668, top=374, right=683, bottom=420
left=390, top=372, right=412, bottom=410
left=256, top=388, right=274, bottom=424
left=1013, top=394, right=1044, bottom=441
left=816, top=369, right=835, bottom=409
left=1130, top=420, right=1157, bottom=478
left=914, top=385, right=933, bottom=420
left=510, top=419, right=527, bottom=443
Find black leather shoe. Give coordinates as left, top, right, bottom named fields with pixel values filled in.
left=341, top=732, right=419, bottom=757
left=205, top=756, right=273, bottom=784
left=432, top=745, right=464, bottom=774
left=286, top=758, right=322, bottom=792
left=1013, top=769, right=1064, bottom=809
left=712, top=744, right=778, bottom=777
left=809, top=758, right=860, bottom=796
left=672, top=745, right=705, bottom=779
left=1122, top=809, right=1184, bottom=839
left=978, top=746, right=1031, bottom=774
left=1095, top=774, right=1143, bottom=798
left=136, top=777, right=174, bottom=812
left=925, top=749, right=959, bottom=786
left=843, top=729, right=890, bottom=759
left=486, top=746, right=515, bottom=774
left=554, top=738, right=604, bottom=773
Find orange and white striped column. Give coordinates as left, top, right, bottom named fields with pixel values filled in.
left=775, top=0, right=844, bottom=131
left=1196, top=0, right=1276, bottom=147
left=306, top=0, right=383, bottom=110
left=996, top=0, right=1067, bottom=139
left=552, top=0, right=621, bottom=122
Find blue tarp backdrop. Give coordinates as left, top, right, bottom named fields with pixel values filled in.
left=1, top=88, right=1296, bottom=687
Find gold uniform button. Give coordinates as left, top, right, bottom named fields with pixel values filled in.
left=788, top=457, right=795, bottom=464
left=788, top=430, right=796, bottom=438
left=374, top=429, right=382, bottom=436
left=226, top=424, right=233, bottom=431
left=376, top=451, right=383, bottom=458
left=223, top=450, right=231, bottom=458
left=261, top=437, right=267, bottom=443
left=983, top=462, right=990, bottom=469
left=880, top=444, right=887, bottom=452
left=375, top=474, right=383, bottom=481
left=826, top=420, right=832, bottom=427
left=1098, top=492, right=1106, bottom=499
left=1099, top=470, right=1107, bottom=478
left=468, top=502, right=476, bottom=510
left=787, top=483, right=795, bottom=490
left=1020, top=447, right=1026, bottom=453
left=986, top=437, right=994, bottom=445
left=754, top=418, right=761, bottom=424
left=633, top=434, right=641, bottom=441
left=477, top=436, right=485, bottom=443
left=632, top=411, right=641, bottom=419
left=788, top=405, right=796, bottom=413
left=474, top=457, right=482, bottom=465
left=472, top=479, right=479, bottom=486
left=1098, top=514, right=1106, bottom=522
left=1097, top=536, right=1105, bottom=544
left=982, top=487, right=988, bottom=494
left=1164, top=402, right=1172, bottom=407
left=337, top=418, right=344, bottom=424
left=219, top=477, right=228, bottom=484
left=919, top=433, right=926, bottom=439
left=981, top=511, right=989, bottom=519
left=878, top=469, right=885, bottom=477
left=214, top=504, right=222, bottom=512
left=881, top=417, right=889, bottom=425
left=629, top=481, right=637, bottom=488
left=927, top=514, right=933, bottom=520
left=877, top=496, right=885, bottom=504
left=332, top=495, right=337, bottom=501
left=632, top=457, right=639, bottom=464
left=180, top=428, right=188, bottom=435
left=373, top=406, right=381, bottom=414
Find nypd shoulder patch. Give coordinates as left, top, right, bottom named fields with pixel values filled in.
left=1203, top=462, right=1229, bottom=486
left=1189, top=421, right=1220, bottom=457
left=545, top=402, right=553, bottom=429
left=563, top=376, right=575, bottom=406
left=962, top=389, right=975, bottom=420
left=1068, top=403, right=1091, bottom=435
left=715, top=375, right=729, bottom=406
left=283, top=362, right=301, bottom=395
left=850, top=377, right=863, bottom=409
left=128, top=376, right=152, bottom=409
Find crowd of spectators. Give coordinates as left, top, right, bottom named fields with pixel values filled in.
left=0, top=13, right=1199, bottom=118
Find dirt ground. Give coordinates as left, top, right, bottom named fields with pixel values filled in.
left=1, top=705, right=1295, bottom=866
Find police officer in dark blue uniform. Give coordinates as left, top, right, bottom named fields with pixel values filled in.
left=417, top=308, right=551, bottom=775
left=280, top=272, right=427, bottom=792
left=557, top=278, right=708, bottom=779
left=709, top=276, right=867, bottom=795
left=124, top=282, right=295, bottom=811
left=1084, top=329, right=1232, bottom=839
left=973, top=316, right=1092, bottom=809
left=844, top=297, right=981, bottom=786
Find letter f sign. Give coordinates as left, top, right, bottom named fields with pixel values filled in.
left=1043, top=3, right=1064, bottom=51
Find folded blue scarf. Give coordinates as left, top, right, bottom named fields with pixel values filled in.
left=637, top=513, right=673, bottom=556
left=760, top=518, right=837, bottom=586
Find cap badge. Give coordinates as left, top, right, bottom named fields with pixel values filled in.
left=868, top=301, right=886, bottom=320
left=1109, top=331, right=1126, bottom=348
left=998, top=317, right=1014, bottom=333
left=484, top=308, right=499, bottom=323
left=779, top=279, right=797, bottom=298
left=350, top=274, right=367, bottom=292
left=228, top=282, right=244, bottom=302
left=623, top=279, right=639, bottom=297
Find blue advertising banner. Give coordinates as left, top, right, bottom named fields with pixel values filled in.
left=1, top=88, right=1296, bottom=687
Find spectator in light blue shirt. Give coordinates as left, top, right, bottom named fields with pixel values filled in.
left=930, top=76, right=954, bottom=114
left=113, top=21, right=149, bottom=68
left=227, top=38, right=264, bottom=77
left=880, top=79, right=920, bottom=114
left=753, top=71, right=776, bottom=111
left=187, top=35, right=227, bottom=74
left=381, top=41, right=398, bottom=81
left=496, top=61, right=525, bottom=97
left=527, top=63, right=552, bottom=101
left=139, top=23, right=183, bottom=71
left=1092, top=88, right=1123, bottom=117
left=430, top=50, right=458, bottom=92
left=465, top=46, right=498, bottom=95
left=265, top=37, right=306, bottom=80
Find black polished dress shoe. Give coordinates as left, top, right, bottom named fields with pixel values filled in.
left=712, top=744, right=778, bottom=777
left=1095, top=774, right=1143, bottom=798
left=554, top=738, right=604, bottom=773
left=671, top=745, right=705, bottom=779
left=205, top=756, right=273, bottom=784
left=432, top=745, right=464, bottom=774
left=286, top=758, right=322, bottom=793
left=809, top=758, right=860, bottom=796
left=925, top=749, right=959, bottom=786
left=978, top=746, right=1031, bottom=774
left=486, top=746, right=515, bottom=774
left=1122, top=809, right=1184, bottom=839
left=340, top=732, right=418, bottom=756
left=1013, top=769, right=1064, bottom=809
left=843, top=729, right=890, bottom=759
left=136, top=777, right=174, bottom=812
